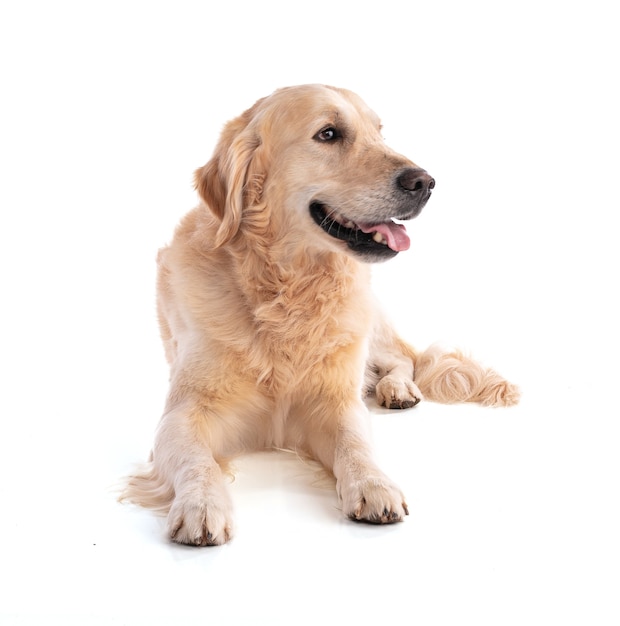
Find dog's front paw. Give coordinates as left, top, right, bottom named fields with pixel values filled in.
left=167, top=485, right=233, bottom=546
left=340, top=475, right=409, bottom=524
left=376, top=375, right=423, bottom=409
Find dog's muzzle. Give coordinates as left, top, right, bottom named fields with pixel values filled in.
left=310, top=168, right=435, bottom=262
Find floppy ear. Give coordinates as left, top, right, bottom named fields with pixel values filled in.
left=194, top=105, right=264, bottom=248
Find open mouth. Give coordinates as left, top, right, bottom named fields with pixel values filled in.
left=309, top=202, right=412, bottom=260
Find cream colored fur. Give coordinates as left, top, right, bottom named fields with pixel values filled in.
left=122, top=85, right=519, bottom=546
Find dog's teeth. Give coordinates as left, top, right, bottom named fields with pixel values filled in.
left=373, top=232, right=387, bottom=244
left=344, top=220, right=355, bottom=228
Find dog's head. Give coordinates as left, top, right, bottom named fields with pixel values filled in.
left=194, top=84, right=434, bottom=262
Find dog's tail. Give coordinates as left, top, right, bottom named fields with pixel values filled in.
left=119, top=461, right=175, bottom=513
left=119, top=455, right=236, bottom=513
left=407, top=343, right=520, bottom=407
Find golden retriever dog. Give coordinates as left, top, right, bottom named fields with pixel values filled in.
left=122, top=84, right=519, bottom=546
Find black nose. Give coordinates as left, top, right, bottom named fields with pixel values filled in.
left=397, top=168, right=435, bottom=194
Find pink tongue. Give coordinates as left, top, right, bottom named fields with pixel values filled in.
left=359, top=220, right=410, bottom=251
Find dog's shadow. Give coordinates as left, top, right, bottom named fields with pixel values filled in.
left=230, top=450, right=338, bottom=520
left=228, top=449, right=407, bottom=541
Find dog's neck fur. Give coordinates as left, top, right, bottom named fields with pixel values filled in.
left=222, top=231, right=374, bottom=390
left=178, top=205, right=375, bottom=391
left=231, top=235, right=370, bottom=319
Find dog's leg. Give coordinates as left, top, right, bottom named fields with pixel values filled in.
left=334, top=409, right=409, bottom=523
left=372, top=350, right=423, bottom=410
left=299, top=397, right=409, bottom=524
left=149, top=397, right=235, bottom=546
left=368, top=313, right=520, bottom=408
left=367, top=317, right=423, bottom=409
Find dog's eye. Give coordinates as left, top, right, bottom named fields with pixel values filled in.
left=314, top=127, right=340, bottom=142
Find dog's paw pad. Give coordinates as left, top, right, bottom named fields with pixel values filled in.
left=376, top=376, right=423, bottom=410
left=167, top=491, right=233, bottom=546
left=342, top=477, right=408, bottom=524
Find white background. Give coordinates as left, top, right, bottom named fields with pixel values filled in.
left=1, top=1, right=618, bottom=624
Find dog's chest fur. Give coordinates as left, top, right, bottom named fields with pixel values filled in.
left=161, top=210, right=375, bottom=400
left=236, top=251, right=374, bottom=392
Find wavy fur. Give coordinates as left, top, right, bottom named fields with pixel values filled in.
left=121, top=85, right=519, bottom=545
